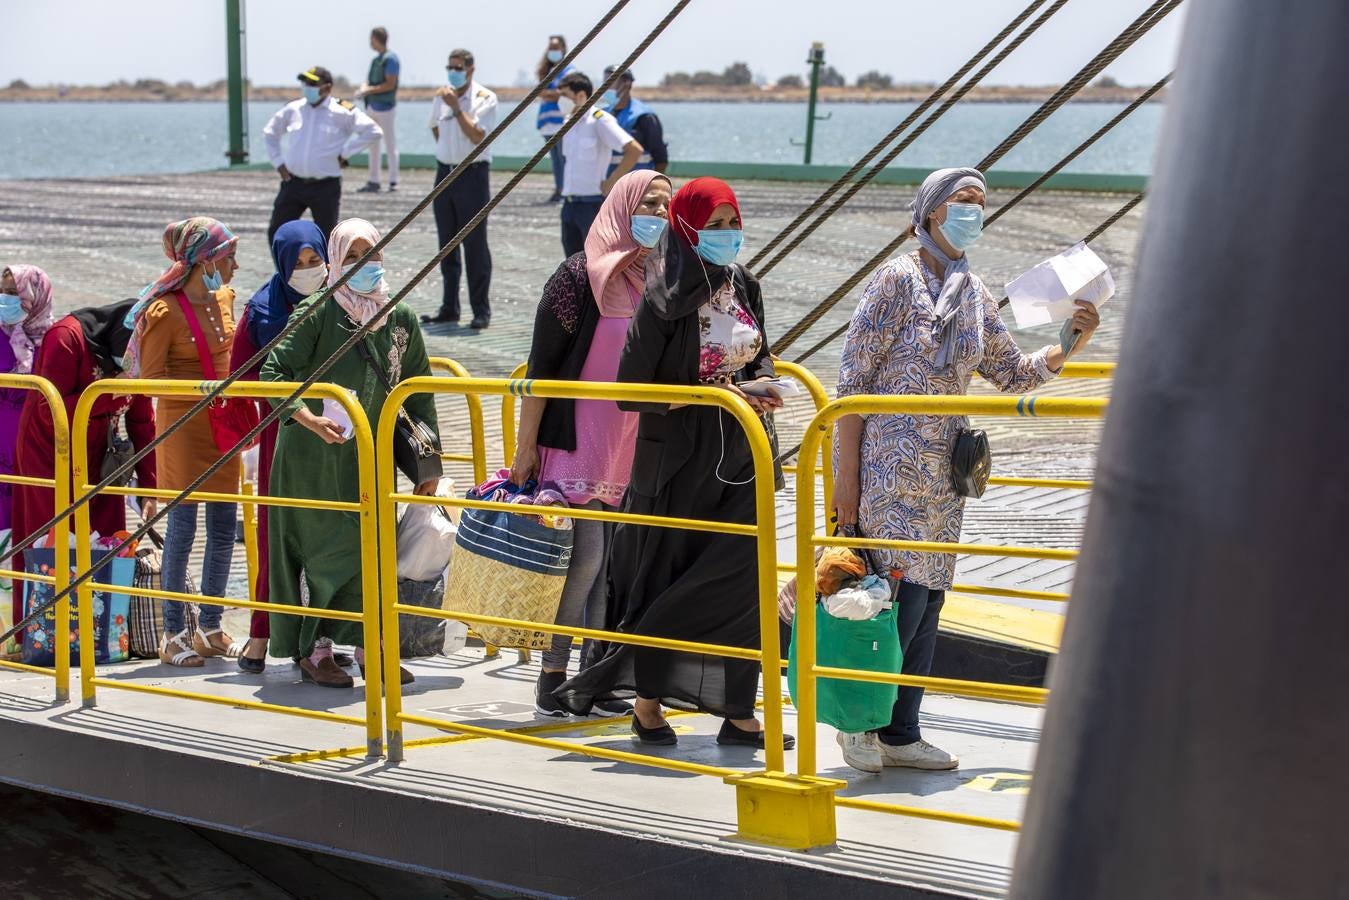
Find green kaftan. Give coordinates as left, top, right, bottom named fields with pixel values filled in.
left=261, top=296, right=437, bottom=659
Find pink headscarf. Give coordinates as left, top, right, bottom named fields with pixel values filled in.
left=584, top=170, right=670, bottom=318
left=327, top=218, right=391, bottom=330
left=3, top=264, right=55, bottom=374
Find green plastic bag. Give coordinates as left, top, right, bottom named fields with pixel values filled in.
left=787, top=592, right=901, bottom=734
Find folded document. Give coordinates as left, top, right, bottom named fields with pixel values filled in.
left=1006, top=241, right=1115, bottom=329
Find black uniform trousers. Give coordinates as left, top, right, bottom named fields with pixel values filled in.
left=432, top=160, right=492, bottom=322
left=268, top=175, right=341, bottom=243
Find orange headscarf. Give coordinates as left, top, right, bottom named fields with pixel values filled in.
left=584, top=170, right=670, bottom=318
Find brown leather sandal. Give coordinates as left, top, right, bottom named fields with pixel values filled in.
left=192, top=628, right=239, bottom=658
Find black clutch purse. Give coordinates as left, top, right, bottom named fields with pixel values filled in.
left=951, top=429, right=991, bottom=498
left=357, top=340, right=444, bottom=486
left=101, top=413, right=136, bottom=486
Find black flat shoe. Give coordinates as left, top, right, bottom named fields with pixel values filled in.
left=237, top=655, right=265, bottom=674
left=717, top=720, right=796, bottom=750
left=420, top=311, right=459, bottom=325
left=334, top=652, right=354, bottom=668
left=632, top=716, right=677, bottom=746
left=469, top=317, right=489, bottom=330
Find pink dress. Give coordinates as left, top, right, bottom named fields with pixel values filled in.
left=536, top=287, right=640, bottom=507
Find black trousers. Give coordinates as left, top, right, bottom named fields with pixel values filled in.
left=874, top=581, right=946, bottom=746
left=268, top=176, right=341, bottom=242
left=560, top=197, right=603, bottom=258
left=432, top=161, right=492, bottom=321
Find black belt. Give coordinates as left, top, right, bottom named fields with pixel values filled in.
left=563, top=194, right=605, bottom=203
left=439, top=160, right=490, bottom=171
left=289, top=175, right=340, bottom=184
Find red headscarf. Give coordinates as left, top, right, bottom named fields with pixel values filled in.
left=669, top=177, right=740, bottom=249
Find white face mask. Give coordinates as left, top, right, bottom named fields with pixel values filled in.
left=287, top=263, right=328, bottom=296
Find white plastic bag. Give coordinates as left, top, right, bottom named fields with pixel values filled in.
left=396, top=477, right=457, bottom=582
left=822, top=574, right=892, bottom=621
left=442, top=618, right=468, bottom=656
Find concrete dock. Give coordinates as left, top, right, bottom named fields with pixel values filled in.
left=0, top=169, right=1134, bottom=896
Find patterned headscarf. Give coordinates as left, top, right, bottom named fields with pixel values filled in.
left=585, top=170, right=669, bottom=318
left=2, top=264, right=55, bottom=374
left=123, top=217, right=239, bottom=378
left=327, top=218, right=391, bottom=330
left=910, top=167, right=986, bottom=372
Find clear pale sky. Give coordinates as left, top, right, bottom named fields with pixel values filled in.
left=1, top=0, right=1184, bottom=89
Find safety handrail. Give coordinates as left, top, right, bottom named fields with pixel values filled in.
left=0, top=374, right=71, bottom=701
left=429, top=357, right=488, bottom=485
left=792, top=392, right=1107, bottom=833
left=376, top=376, right=787, bottom=772
left=69, top=379, right=385, bottom=757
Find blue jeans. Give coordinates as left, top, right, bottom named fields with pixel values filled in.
left=546, top=139, right=565, bottom=192
left=874, top=581, right=946, bottom=746
left=161, top=502, right=237, bottom=635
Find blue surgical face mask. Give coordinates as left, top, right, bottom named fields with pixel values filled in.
left=202, top=265, right=224, bottom=292
left=546, top=49, right=563, bottom=64
left=302, top=85, right=322, bottom=105
left=447, top=69, right=467, bottom=90
left=630, top=215, right=667, bottom=249
left=344, top=262, right=385, bottom=295
left=938, top=201, right=984, bottom=251
left=695, top=229, right=744, bottom=267
left=0, top=293, right=25, bottom=326
left=599, top=88, right=619, bottom=110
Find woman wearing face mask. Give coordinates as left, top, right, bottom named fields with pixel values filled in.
left=131, top=217, right=243, bottom=667
left=554, top=177, right=791, bottom=750
left=0, top=266, right=55, bottom=534
left=535, top=34, right=572, bottom=203
left=509, top=169, right=672, bottom=718
left=263, top=218, right=439, bottom=688
left=229, top=220, right=329, bottom=673
left=12, top=297, right=158, bottom=628
left=830, top=167, right=1099, bottom=774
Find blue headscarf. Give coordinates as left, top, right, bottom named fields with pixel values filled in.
left=245, top=220, right=328, bottom=347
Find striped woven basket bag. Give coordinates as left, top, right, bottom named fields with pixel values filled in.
left=441, top=488, right=573, bottom=650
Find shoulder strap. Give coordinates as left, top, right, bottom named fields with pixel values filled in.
left=173, top=291, right=217, bottom=380
left=355, top=338, right=394, bottom=394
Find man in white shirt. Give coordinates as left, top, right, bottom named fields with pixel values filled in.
left=262, top=66, right=383, bottom=241
left=421, top=49, right=499, bottom=330
left=557, top=72, right=642, bottom=257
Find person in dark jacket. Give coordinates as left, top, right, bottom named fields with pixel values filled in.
left=554, top=177, right=793, bottom=752
left=511, top=170, right=672, bottom=718
left=602, top=66, right=669, bottom=174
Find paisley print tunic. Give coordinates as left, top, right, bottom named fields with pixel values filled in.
left=837, top=250, right=1055, bottom=589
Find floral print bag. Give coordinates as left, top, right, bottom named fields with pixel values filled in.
left=20, top=550, right=135, bottom=666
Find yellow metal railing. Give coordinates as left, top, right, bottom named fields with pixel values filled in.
left=429, top=357, right=488, bottom=485
left=0, top=374, right=72, bottom=701
left=376, top=375, right=834, bottom=845
left=793, top=392, right=1108, bottom=835
left=70, top=379, right=386, bottom=756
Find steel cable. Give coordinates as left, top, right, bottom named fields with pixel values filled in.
left=745, top=0, right=1053, bottom=271
left=0, top=0, right=693, bottom=647
left=753, top=0, right=1073, bottom=280
left=771, top=0, right=1181, bottom=355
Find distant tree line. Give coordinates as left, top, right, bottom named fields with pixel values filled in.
left=660, top=63, right=931, bottom=90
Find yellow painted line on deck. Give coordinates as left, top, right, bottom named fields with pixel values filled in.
left=942, top=592, right=1064, bottom=654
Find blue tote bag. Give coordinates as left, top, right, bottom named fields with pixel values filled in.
left=21, top=548, right=134, bottom=666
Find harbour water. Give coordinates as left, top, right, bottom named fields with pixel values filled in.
left=0, top=99, right=1162, bottom=180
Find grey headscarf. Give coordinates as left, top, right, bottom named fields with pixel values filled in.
left=910, top=166, right=987, bottom=371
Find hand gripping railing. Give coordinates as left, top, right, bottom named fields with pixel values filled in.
left=70, top=380, right=386, bottom=757
left=0, top=374, right=71, bottom=700
left=376, top=376, right=844, bottom=848
left=792, top=392, right=1107, bottom=836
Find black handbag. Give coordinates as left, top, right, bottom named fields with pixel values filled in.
left=101, top=413, right=136, bottom=486
left=356, top=340, right=444, bottom=486
left=951, top=428, right=991, bottom=498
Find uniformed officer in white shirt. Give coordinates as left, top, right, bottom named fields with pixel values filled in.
left=263, top=66, right=383, bottom=241
left=421, top=49, right=499, bottom=329
left=556, top=71, right=642, bottom=257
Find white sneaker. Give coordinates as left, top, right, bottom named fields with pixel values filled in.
left=878, top=738, right=959, bottom=770
left=836, top=731, right=883, bottom=774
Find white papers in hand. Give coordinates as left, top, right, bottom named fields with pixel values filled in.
left=1005, top=241, right=1115, bottom=329
left=321, top=389, right=358, bottom=439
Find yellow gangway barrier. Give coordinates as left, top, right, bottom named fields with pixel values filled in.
left=792, top=392, right=1108, bottom=837
left=428, top=357, right=488, bottom=486
left=0, top=374, right=72, bottom=702
left=70, top=379, right=386, bottom=757
left=378, top=376, right=839, bottom=850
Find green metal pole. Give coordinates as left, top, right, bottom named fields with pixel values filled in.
left=225, top=0, right=248, bottom=165
left=803, top=43, right=825, bottom=165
